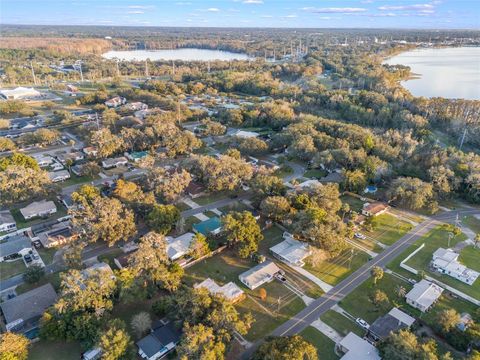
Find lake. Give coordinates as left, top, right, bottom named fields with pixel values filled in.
left=384, top=47, right=480, bottom=100
left=102, top=48, right=252, bottom=62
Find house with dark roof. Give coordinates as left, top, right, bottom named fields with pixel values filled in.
left=0, top=234, right=31, bottom=262
left=0, top=283, right=57, bottom=336
left=137, top=321, right=182, bottom=360
left=366, top=308, right=416, bottom=343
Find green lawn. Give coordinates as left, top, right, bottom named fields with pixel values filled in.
left=300, top=327, right=339, bottom=360
left=0, top=259, right=26, bottom=281
left=16, top=272, right=62, bottom=295
left=184, top=216, right=201, bottom=232
left=218, top=201, right=250, bottom=214
left=364, top=214, right=413, bottom=245
left=340, top=195, right=365, bottom=213
left=28, top=340, right=83, bottom=360
left=176, top=201, right=191, bottom=212
left=463, top=215, right=480, bottom=234
left=320, top=310, right=364, bottom=337
left=274, top=165, right=293, bottom=178
left=339, top=273, right=414, bottom=323
left=203, top=210, right=219, bottom=218
left=195, top=191, right=232, bottom=206
left=183, top=249, right=306, bottom=341
left=303, top=249, right=371, bottom=286
left=59, top=174, right=95, bottom=188
left=37, top=247, right=57, bottom=265
left=98, top=248, right=124, bottom=269
left=258, top=226, right=284, bottom=254
left=11, top=201, right=68, bottom=230
left=303, top=169, right=328, bottom=179
left=458, top=246, right=480, bottom=272
left=402, top=227, right=479, bottom=299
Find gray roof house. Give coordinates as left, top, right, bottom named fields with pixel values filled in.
left=20, top=200, right=57, bottom=220
left=137, top=321, right=182, bottom=360
left=0, top=235, right=31, bottom=261
left=0, top=210, right=16, bottom=233
left=367, top=307, right=416, bottom=342
left=0, top=283, right=57, bottom=334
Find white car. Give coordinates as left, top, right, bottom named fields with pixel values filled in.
left=356, top=318, right=370, bottom=330
left=354, top=233, right=367, bottom=240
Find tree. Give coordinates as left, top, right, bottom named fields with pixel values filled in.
left=437, top=309, right=461, bottom=333
left=259, top=288, right=267, bottom=301
left=252, top=336, right=317, bottom=360
left=0, top=137, right=16, bottom=152
left=395, top=285, right=407, bottom=298
left=371, top=266, right=384, bottom=285
left=177, top=324, right=225, bottom=360
left=146, top=204, right=180, bottom=235
left=90, top=128, right=123, bottom=158
left=260, top=196, right=291, bottom=222
left=99, top=319, right=133, bottom=360
left=131, top=312, right=152, bottom=339
left=0, top=332, right=29, bottom=360
left=343, top=169, right=367, bottom=193
left=188, top=233, right=211, bottom=260
left=81, top=162, right=101, bottom=177
left=223, top=211, right=264, bottom=258
left=154, top=169, right=192, bottom=203
left=235, top=137, right=269, bottom=156
left=201, top=119, right=226, bottom=136
left=370, top=289, right=390, bottom=309
left=250, top=174, right=286, bottom=198
left=23, top=265, right=45, bottom=284
left=388, top=177, right=437, bottom=212
left=379, top=330, right=440, bottom=360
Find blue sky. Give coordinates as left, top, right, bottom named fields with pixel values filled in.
left=1, top=0, right=479, bottom=29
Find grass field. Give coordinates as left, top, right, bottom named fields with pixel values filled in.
left=459, top=246, right=480, bottom=272
left=218, top=201, right=250, bottom=214
left=11, top=201, right=68, bottom=229
left=195, top=191, right=232, bottom=205
left=59, top=174, right=95, bottom=188
left=28, top=340, right=83, bottom=360
left=37, top=247, right=57, bottom=265
left=364, top=214, right=413, bottom=246
left=303, top=169, right=328, bottom=179
left=0, top=259, right=25, bottom=281
left=463, top=215, right=480, bottom=233
left=303, top=249, right=371, bottom=286
left=340, top=195, right=365, bottom=213
left=320, top=310, right=364, bottom=337
left=300, top=327, right=339, bottom=360
left=184, top=216, right=201, bottom=232
left=16, top=272, right=62, bottom=295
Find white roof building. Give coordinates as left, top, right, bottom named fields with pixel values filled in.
left=270, top=233, right=311, bottom=267
left=194, top=278, right=244, bottom=302
left=165, top=232, right=195, bottom=261
left=432, top=248, right=479, bottom=285
left=20, top=200, right=57, bottom=220
left=102, top=156, right=128, bottom=169
left=48, top=170, right=71, bottom=182
left=405, top=279, right=443, bottom=312
left=0, top=210, right=16, bottom=233
left=239, top=260, right=281, bottom=290
left=336, top=332, right=380, bottom=360
left=0, top=87, right=41, bottom=100
left=33, top=154, right=54, bottom=167
left=234, top=130, right=259, bottom=139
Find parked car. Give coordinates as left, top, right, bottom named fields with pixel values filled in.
left=275, top=273, right=287, bottom=282
left=24, top=254, right=33, bottom=263
left=354, top=233, right=366, bottom=240
left=356, top=318, right=370, bottom=329
left=407, top=278, right=417, bottom=285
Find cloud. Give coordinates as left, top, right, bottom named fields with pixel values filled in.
left=261, top=15, right=273, bottom=18
left=378, top=4, right=434, bottom=11
left=282, top=14, right=297, bottom=18
left=302, top=7, right=367, bottom=14
left=127, top=5, right=154, bottom=9
left=127, top=10, right=144, bottom=14
left=175, top=2, right=192, bottom=5
left=243, top=0, right=264, bottom=3
left=207, top=7, right=220, bottom=12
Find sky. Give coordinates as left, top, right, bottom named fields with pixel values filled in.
left=1, top=0, right=479, bottom=29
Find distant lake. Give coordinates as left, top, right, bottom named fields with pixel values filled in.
left=102, top=48, right=252, bottom=61
left=383, top=47, right=480, bottom=100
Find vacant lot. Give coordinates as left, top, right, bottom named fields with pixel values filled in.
left=340, top=194, right=365, bottom=213
left=28, top=340, right=83, bottom=360
left=463, top=215, right=480, bottom=233
left=0, top=259, right=26, bottom=281
left=364, top=214, right=413, bottom=245
left=320, top=310, right=364, bottom=337
left=303, top=169, right=328, bottom=179
left=459, top=246, right=480, bottom=272
left=300, top=327, right=339, bottom=360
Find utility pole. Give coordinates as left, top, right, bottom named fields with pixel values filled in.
left=30, top=61, right=37, bottom=85
left=78, top=62, right=84, bottom=82
left=459, top=128, right=467, bottom=150
left=172, top=60, right=175, bottom=76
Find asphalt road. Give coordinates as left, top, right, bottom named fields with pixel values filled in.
left=241, top=208, right=479, bottom=359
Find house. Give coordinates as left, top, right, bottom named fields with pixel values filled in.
left=60, top=194, right=75, bottom=209
left=33, top=154, right=54, bottom=167
left=55, top=151, right=84, bottom=165
left=137, top=321, right=182, bottom=360
left=20, top=200, right=57, bottom=220
left=319, top=172, right=344, bottom=184
left=238, top=260, right=282, bottom=290
left=165, top=232, right=195, bottom=261
left=0, top=210, right=16, bottom=233
left=185, top=181, right=206, bottom=199
left=270, top=233, right=311, bottom=267
left=125, top=102, right=148, bottom=111
left=194, top=278, right=244, bottom=303
left=367, top=307, right=416, bottom=343
left=71, top=164, right=84, bottom=176
left=50, top=161, right=64, bottom=171
left=0, top=283, right=57, bottom=335
left=405, top=279, right=444, bottom=312
left=48, top=170, right=71, bottom=182
left=104, top=96, right=126, bottom=108
left=66, top=84, right=79, bottom=93
left=114, top=253, right=131, bottom=269
left=81, top=262, right=115, bottom=280
left=431, top=248, right=479, bottom=285
left=134, top=107, right=165, bottom=120
left=83, top=146, right=98, bottom=157
left=0, top=235, right=31, bottom=262
left=192, top=217, right=222, bottom=236
left=335, top=332, right=380, bottom=360
left=102, top=156, right=128, bottom=169
left=82, top=348, right=102, bottom=360
left=296, top=179, right=322, bottom=189
left=125, top=151, right=148, bottom=162
left=36, top=223, right=76, bottom=248
left=0, top=87, right=41, bottom=100
left=233, top=130, right=259, bottom=139
left=362, top=202, right=389, bottom=217
left=256, top=159, right=280, bottom=171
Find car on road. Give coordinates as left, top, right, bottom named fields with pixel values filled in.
left=354, top=233, right=367, bottom=240
left=356, top=318, right=370, bottom=329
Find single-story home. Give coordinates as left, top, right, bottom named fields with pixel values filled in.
left=55, top=151, right=84, bottom=165
left=81, top=262, right=115, bottom=280
left=193, top=217, right=222, bottom=236
left=102, top=156, right=128, bottom=169
left=82, top=348, right=102, bottom=360
left=48, top=170, right=71, bottom=182
left=362, top=202, right=389, bottom=217
left=33, top=154, right=54, bottom=167
left=405, top=279, right=444, bottom=312
left=0, top=87, right=41, bottom=100
left=137, top=321, right=182, bottom=360
left=105, top=96, right=126, bottom=108
left=71, top=164, right=85, bottom=176
left=335, top=332, right=380, bottom=360
left=125, top=151, right=148, bottom=162
left=20, top=200, right=57, bottom=220
left=185, top=181, right=206, bottom=199
left=36, top=223, right=76, bottom=248
left=238, top=260, right=282, bottom=290
left=319, top=172, right=344, bottom=184
left=0, top=234, right=31, bottom=262
left=0, top=210, right=16, bottom=233
left=125, top=102, right=148, bottom=111
left=270, top=233, right=311, bottom=267
left=83, top=146, right=98, bottom=157
left=0, top=283, right=57, bottom=335
left=367, top=307, right=416, bottom=343
left=296, top=179, right=322, bottom=189
left=165, top=232, right=195, bottom=261
left=233, top=130, right=259, bottom=139
left=194, top=278, right=244, bottom=303
left=432, top=248, right=479, bottom=285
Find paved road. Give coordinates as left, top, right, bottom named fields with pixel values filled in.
left=241, top=208, right=479, bottom=359
left=181, top=194, right=252, bottom=217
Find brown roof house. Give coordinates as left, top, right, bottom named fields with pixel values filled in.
left=362, top=202, right=389, bottom=217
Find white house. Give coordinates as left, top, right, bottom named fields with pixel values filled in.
left=48, top=170, right=71, bottom=183
left=0, top=210, right=16, bottom=233
left=233, top=130, right=259, bottom=139
left=125, top=102, right=148, bottom=111
left=194, top=278, right=244, bottom=303
left=336, top=332, right=380, bottom=360
left=405, top=279, right=444, bottom=312
left=20, top=200, right=57, bottom=220
left=104, top=96, right=126, bottom=108
left=238, top=260, right=282, bottom=290
left=432, top=248, right=479, bottom=285
left=270, top=233, right=311, bottom=267
left=33, top=154, right=54, bottom=167
left=0, top=87, right=41, bottom=100
left=102, top=156, right=128, bottom=169
left=165, top=232, right=195, bottom=261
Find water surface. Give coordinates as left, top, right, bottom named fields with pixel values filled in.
left=383, top=47, right=480, bottom=100
left=103, top=48, right=252, bottom=62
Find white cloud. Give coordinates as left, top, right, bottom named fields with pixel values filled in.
left=282, top=14, right=297, bottom=18
left=378, top=4, right=434, bottom=11
left=207, top=7, right=220, bottom=12
left=127, top=10, right=144, bottom=14
left=243, top=0, right=264, bottom=4
left=301, top=7, right=367, bottom=14
left=175, top=2, right=192, bottom=5
left=127, top=5, right=154, bottom=9
left=261, top=15, right=273, bottom=18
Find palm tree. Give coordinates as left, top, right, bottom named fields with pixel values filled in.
left=395, top=285, right=406, bottom=298
left=371, top=266, right=384, bottom=285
